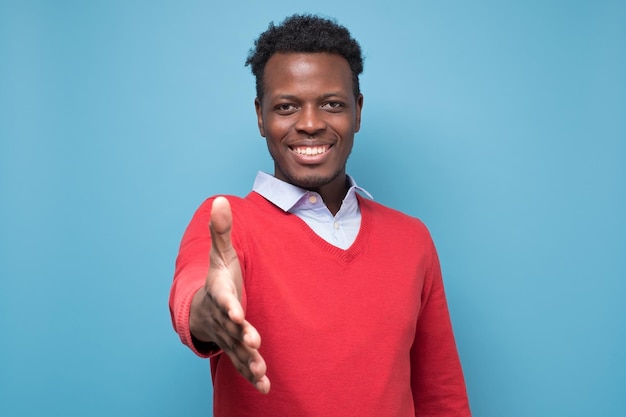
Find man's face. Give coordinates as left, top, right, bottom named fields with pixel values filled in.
left=255, top=52, right=363, bottom=191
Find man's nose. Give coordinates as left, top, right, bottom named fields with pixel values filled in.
left=295, top=105, right=326, bottom=135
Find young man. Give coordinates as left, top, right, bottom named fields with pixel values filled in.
left=169, top=14, right=471, bottom=416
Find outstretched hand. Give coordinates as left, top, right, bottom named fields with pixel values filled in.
left=189, top=196, right=270, bottom=394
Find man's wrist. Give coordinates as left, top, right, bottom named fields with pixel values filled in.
left=191, top=333, right=220, bottom=354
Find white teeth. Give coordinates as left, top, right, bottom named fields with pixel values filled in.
left=294, top=146, right=327, bottom=156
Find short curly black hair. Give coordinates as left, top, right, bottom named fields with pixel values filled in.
left=245, top=14, right=364, bottom=101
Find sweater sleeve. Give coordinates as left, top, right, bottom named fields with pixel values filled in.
left=410, top=237, right=472, bottom=416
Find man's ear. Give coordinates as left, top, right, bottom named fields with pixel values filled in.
left=354, top=93, right=364, bottom=133
left=254, top=98, right=266, bottom=137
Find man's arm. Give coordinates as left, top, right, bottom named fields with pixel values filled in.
left=410, top=239, right=471, bottom=416
left=170, top=196, right=270, bottom=394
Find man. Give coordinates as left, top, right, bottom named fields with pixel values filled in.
left=169, top=14, right=471, bottom=416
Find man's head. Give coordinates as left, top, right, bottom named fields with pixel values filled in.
left=245, top=14, right=364, bottom=102
left=247, top=15, right=365, bottom=200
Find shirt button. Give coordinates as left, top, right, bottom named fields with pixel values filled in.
left=334, top=222, right=340, bottom=230
left=309, top=195, right=317, bottom=204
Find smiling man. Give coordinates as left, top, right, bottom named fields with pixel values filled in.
left=169, top=14, right=471, bottom=417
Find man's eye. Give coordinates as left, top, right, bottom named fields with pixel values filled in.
left=276, top=104, right=297, bottom=113
left=322, top=101, right=344, bottom=111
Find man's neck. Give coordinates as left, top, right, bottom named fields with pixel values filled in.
left=311, top=176, right=350, bottom=216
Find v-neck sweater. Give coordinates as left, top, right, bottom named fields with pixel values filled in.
left=169, top=192, right=471, bottom=417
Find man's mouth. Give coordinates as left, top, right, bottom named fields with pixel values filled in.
left=291, top=145, right=331, bottom=156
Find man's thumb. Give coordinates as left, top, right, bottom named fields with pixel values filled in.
left=209, top=196, right=234, bottom=250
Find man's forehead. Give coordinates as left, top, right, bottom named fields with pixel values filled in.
left=265, top=51, right=350, bottom=67
left=262, top=53, right=352, bottom=92
left=263, top=52, right=351, bottom=80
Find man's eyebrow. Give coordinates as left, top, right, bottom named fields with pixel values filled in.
left=273, top=94, right=298, bottom=101
left=272, top=92, right=349, bottom=100
left=319, top=92, right=349, bottom=100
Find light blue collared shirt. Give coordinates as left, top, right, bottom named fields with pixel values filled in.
left=252, top=171, right=373, bottom=249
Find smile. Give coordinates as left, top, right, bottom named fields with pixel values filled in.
left=291, top=145, right=331, bottom=156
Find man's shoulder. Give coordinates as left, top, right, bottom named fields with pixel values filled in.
left=360, top=197, right=422, bottom=221
left=359, top=197, right=430, bottom=235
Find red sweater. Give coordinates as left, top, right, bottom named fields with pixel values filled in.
left=170, top=192, right=471, bottom=416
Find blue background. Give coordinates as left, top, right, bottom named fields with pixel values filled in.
left=1, top=1, right=624, bottom=416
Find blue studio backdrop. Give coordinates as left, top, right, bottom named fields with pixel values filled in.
left=0, top=1, right=624, bottom=416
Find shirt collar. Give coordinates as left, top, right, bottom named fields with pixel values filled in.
left=252, top=171, right=373, bottom=212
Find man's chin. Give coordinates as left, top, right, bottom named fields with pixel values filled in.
left=283, top=171, right=342, bottom=191
left=290, top=175, right=333, bottom=190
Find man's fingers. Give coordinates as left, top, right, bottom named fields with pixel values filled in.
left=255, top=376, right=271, bottom=394
left=212, top=309, right=261, bottom=349
left=207, top=312, right=267, bottom=393
left=212, top=329, right=262, bottom=373
left=216, top=334, right=270, bottom=394
left=205, top=289, right=260, bottom=348
left=208, top=285, right=244, bottom=324
left=241, top=322, right=261, bottom=349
